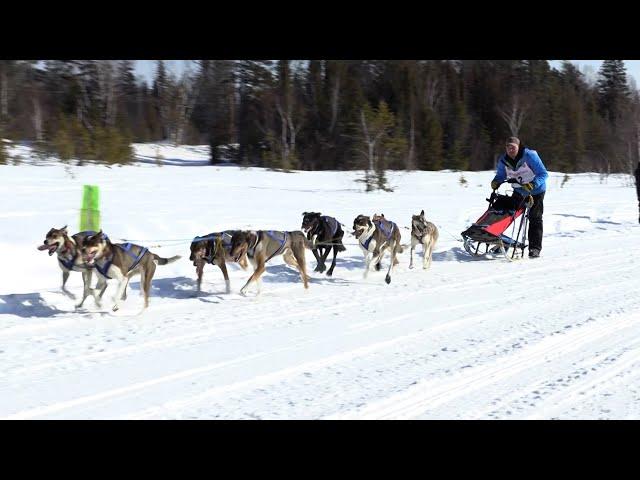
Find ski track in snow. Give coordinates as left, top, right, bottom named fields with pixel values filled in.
left=1, top=145, right=640, bottom=419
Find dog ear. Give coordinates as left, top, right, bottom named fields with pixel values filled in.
left=420, top=210, right=424, bottom=217
left=61, top=225, right=68, bottom=232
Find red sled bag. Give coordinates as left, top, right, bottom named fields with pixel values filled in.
left=461, top=189, right=533, bottom=260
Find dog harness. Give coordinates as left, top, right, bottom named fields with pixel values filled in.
left=264, top=230, right=288, bottom=262
left=57, top=231, right=97, bottom=270
left=374, top=219, right=397, bottom=240
left=94, top=242, right=148, bottom=279
left=359, top=226, right=376, bottom=250
left=193, top=232, right=233, bottom=263
left=320, top=216, right=339, bottom=238
left=360, top=219, right=397, bottom=250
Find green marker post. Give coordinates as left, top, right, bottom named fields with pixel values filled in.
left=79, top=185, right=101, bottom=232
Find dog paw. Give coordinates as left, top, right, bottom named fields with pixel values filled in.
left=385, top=275, right=391, bottom=284
left=409, top=264, right=414, bottom=269
left=112, top=305, right=119, bottom=312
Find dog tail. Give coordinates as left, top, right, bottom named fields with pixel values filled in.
left=153, top=254, right=182, bottom=265
left=334, top=241, right=347, bottom=253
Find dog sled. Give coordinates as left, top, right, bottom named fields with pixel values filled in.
left=461, top=180, right=534, bottom=261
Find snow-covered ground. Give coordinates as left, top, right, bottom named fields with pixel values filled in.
left=1, top=143, right=639, bottom=419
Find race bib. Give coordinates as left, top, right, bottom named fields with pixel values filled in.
left=505, top=162, right=535, bottom=184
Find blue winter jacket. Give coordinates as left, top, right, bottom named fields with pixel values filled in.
left=493, top=147, right=548, bottom=196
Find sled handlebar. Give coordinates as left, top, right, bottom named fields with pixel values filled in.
left=493, top=179, right=524, bottom=191
left=505, top=179, right=525, bottom=188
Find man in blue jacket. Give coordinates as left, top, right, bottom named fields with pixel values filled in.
left=491, top=137, right=548, bottom=258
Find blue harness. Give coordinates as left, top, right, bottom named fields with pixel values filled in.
left=362, top=220, right=396, bottom=250
left=263, top=230, right=288, bottom=262
left=57, top=231, right=97, bottom=270
left=320, top=216, right=339, bottom=238
left=95, top=242, right=148, bottom=279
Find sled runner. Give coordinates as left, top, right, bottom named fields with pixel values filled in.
left=461, top=180, right=534, bottom=261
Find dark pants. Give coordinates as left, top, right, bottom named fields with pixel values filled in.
left=514, top=192, right=545, bottom=252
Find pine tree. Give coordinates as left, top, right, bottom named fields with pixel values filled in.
left=597, top=60, right=631, bottom=128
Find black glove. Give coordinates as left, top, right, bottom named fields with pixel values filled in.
left=491, top=180, right=500, bottom=191
left=522, top=182, right=534, bottom=192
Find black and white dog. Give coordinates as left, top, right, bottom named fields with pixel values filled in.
left=352, top=213, right=403, bottom=284
left=301, top=212, right=346, bottom=276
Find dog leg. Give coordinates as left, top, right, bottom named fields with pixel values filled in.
left=142, top=263, right=155, bottom=309
left=292, top=246, right=309, bottom=289
left=195, top=260, right=204, bottom=292
left=240, top=258, right=266, bottom=296
left=61, top=270, right=76, bottom=299
left=409, top=244, right=415, bottom=269
left=111, top=277, right=129, bottom=312
left=363, top=252, right=373, bottom=279
left=319, top=246, right=331, bottom=273
left=218, top=259, right=231, bottom=294
left=311, top=248, right=322, bottom=272
left=326, top=246, right=338, bottom=276
left=121, top=277, right=130, bottom=301
left=96, top=277, right=108, bottom=302
left=371, top=246, right=382, bottom=271
left=386, top=245, right=401, bottom=284
left=423, top=242, right=431, bottom=270
left=92, top=275, right=106, bottom=308
left=86, top=270, right=102, bottom=307
left=75, top=270, right=92, bottom=308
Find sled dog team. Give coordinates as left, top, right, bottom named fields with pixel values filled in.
left=37, top=211, right=439, bottom=311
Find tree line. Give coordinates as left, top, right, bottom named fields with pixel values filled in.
left=1, top=60, right=638, bottom=182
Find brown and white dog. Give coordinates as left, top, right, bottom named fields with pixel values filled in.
left=189, top=230, right=249, bottom=293
left=37, top=226, right=108, bottom=308
left=81, top=231, right=181, bottom=311
left=229, top=230, right=311, bottom=295
left=352, top=213, right=403, bottom=284
left=409, top=210, right=439, bottom=270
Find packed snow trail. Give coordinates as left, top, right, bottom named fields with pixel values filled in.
left=1, top=143, right=639, bottom=419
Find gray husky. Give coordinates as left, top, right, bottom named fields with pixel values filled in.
left=37, top=226, right=108, bottom=308
left=352, top=213, right=403, bottom=284
left=81, top=230, right=181, bottom=311
left=409, top=210, right=439, bottom=270
left=230, top=230, right=311, bottom=295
